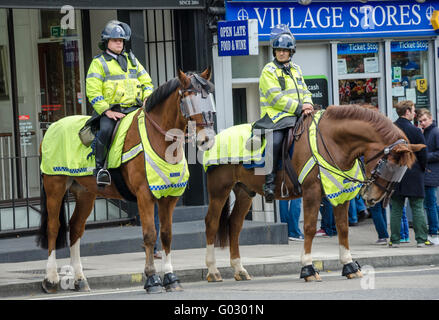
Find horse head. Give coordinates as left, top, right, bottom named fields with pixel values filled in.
left=360, top=140, right=426, bottom=207
left=177, top=68, right=216, bottom=150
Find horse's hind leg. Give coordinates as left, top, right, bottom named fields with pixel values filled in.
left=41, top=175, right=69, bottom=293
left=229, top=185, right=253, bottom=281
left=333, top=202, right=362, bottom=279
left=68, top=182, right=96, bottom=292
left=157, top=196, right=182, bottom=292
left=205, top=170, right=234, bottom=282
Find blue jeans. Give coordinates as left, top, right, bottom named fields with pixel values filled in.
left=320, top=197, right=337, bottom=236
left=279, top=198, right=303, bottom=238
left=348, top=195, right=367, bottom=224
left=424, top=186, right=439, bottom=235
left=400, top=206, right=409, bottom=239
left=154, top=204, right=160, bottom=253
left=370, top=201, right=388, bottom=239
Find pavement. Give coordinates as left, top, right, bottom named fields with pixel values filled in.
left=0, top=218, right=438, bottom=298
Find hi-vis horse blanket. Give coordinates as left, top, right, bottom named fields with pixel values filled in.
left=40, top=111, right=138, bottom=176
left=202, top=123, right=267, bottom=171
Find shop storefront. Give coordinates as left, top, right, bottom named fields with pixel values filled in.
left=220, top=0, right=439, bottom=123
left=213, top=0, right=439, bottom=221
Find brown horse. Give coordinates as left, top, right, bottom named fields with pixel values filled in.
left=37, top=68, right=215, bottom=293
left=204, top=105, right=425, bottom=282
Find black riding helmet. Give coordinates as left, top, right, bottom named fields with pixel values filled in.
left=270, top=24, right=296, bottom=59
left=98, top=20, right=132, bottom=51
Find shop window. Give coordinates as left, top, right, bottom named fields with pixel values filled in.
left=0, top=45, right=8, bottom=100
left=391, top=40, right=429, bottom=110
left=337, top=42, right=379, bottom=75
left=39, top=9, right=79, bottom=39
left=339, top=78, right=379, bottom=106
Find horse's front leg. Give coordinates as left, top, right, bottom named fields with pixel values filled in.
left=300, top=190, right=322, bottom=282
left=137, top=191, right=163, bottom=293
left=333, top=202, right=363, bottom=279
left=158, top=196, right=182, bottom=292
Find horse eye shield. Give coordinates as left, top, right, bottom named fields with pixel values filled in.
left=373, top=159, right=407, bottom=183
left=181, top=93, right=216, bottom=118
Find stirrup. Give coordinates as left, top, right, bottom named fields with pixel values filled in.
left=281, top=181, right=289, bottom=198
left=96, top=168, right=111, bottom=186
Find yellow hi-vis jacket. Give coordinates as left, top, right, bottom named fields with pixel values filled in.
left=86, top=51, right=154, bottom=115
left=259, top=61, right=313, bottom=123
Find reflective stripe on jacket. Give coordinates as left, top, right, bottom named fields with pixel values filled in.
left=259, top=61, right=313, bottom=123
left=86, top=52, right=154, bottom=115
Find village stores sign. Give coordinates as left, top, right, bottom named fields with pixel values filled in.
left=225, top=0, right=439, bottom=40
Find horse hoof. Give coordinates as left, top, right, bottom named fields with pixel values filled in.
left=304, top=274, right=322, bottom=282
left=42, top=278, right=59, bottom=294
left=74, top=279, right=91, bottom=292
left=234, top=271, right=251, bottom=281
left=163, top=272, right=183, bottom=292
left=206, top=272, right=223, bottom=282
left=165, top=281, right=184, bottom=292
left=346, top=271, right=363, bottom=279
left=144, top=274, right=163, bottom=294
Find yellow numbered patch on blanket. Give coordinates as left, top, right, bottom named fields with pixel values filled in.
left=40, top=111, right=138, bottom=176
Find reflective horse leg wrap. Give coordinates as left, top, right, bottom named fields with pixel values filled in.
left=144, top=273, right=163, bottom=293
left=342, top=261, right=361, bottom=277
left=300, top=264, right=319, bottom=279
left=163, top=272, right=180, bottom=288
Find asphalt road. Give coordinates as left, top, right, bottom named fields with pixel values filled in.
left=19, top=265, right=439, bottom=301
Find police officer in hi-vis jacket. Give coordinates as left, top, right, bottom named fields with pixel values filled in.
left=248, top=24, right=314, bottom=202
left=86, top=20, right=154, bottom=186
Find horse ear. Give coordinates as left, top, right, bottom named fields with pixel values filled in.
left=392, top=144, right=411, bottom=154
left=177, top=69, right=191, bottom=89
left=408, top=143, right=426, bottom=152
left=200, top=67, right=212, bottom=81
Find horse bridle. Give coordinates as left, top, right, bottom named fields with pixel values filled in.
left=360, top=138, right=408, bottom=206
left=144, top=73, right=216, bottom=143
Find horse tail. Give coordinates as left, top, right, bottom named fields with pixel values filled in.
left=36, top=181, right=68, bottom=250
left=217, top=197, right=231, bottom=248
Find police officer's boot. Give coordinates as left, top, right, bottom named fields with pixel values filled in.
left=263, top=172, right=276, bottom=203
left=94, top=138, right=111, bottom=187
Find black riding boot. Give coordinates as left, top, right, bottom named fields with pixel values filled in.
left=263, top=129, right=286, bottom=203
left=94, top=138, right=111, bottom=186
left=263, top=172, right=276, bottom=203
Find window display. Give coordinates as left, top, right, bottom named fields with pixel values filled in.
left=337, top=42, right=379, bottom=75
left=339, top=78, right=378, bottom=106
left=391, top=40, right=430, bottom=110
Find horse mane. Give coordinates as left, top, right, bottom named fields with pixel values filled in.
left=323, top=104, right=415, bottom=167
left=324, top=104, right=405, bottom=144
left=144, top=78, right=181, bottom=112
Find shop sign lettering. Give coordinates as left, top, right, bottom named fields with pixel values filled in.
left=226, top=0, right=439, bottom=40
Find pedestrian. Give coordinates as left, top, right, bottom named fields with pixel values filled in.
left=315, top=197, right=337, bottom=237
left=417, top=108, right=439, bottom=245
left=369, top=201, right=389, bottom=244
left=246, top=24, right=314, bottom=202
left=389, top=100, right=433, bottom=247
left=279, top=198, right=304, bottom=241
left=348, top=194, right=369, bottom=226
left=86, top=20, right=154, bottom=186
left=400, top=205, right=410, bottom=243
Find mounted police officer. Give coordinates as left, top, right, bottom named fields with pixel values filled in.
left=86, top=20, right=154, bottom=186
left=247, top=24, right=314, bottom=202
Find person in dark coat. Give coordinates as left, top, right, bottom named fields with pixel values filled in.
left=390, top=100, right=432, bottom=247
left=417, top=108, right=439, bottom=244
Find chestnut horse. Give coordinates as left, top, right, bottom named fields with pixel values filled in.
left=37, top=69, right=215, bottom=293
left=204, top=105, right=425, bottom=282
